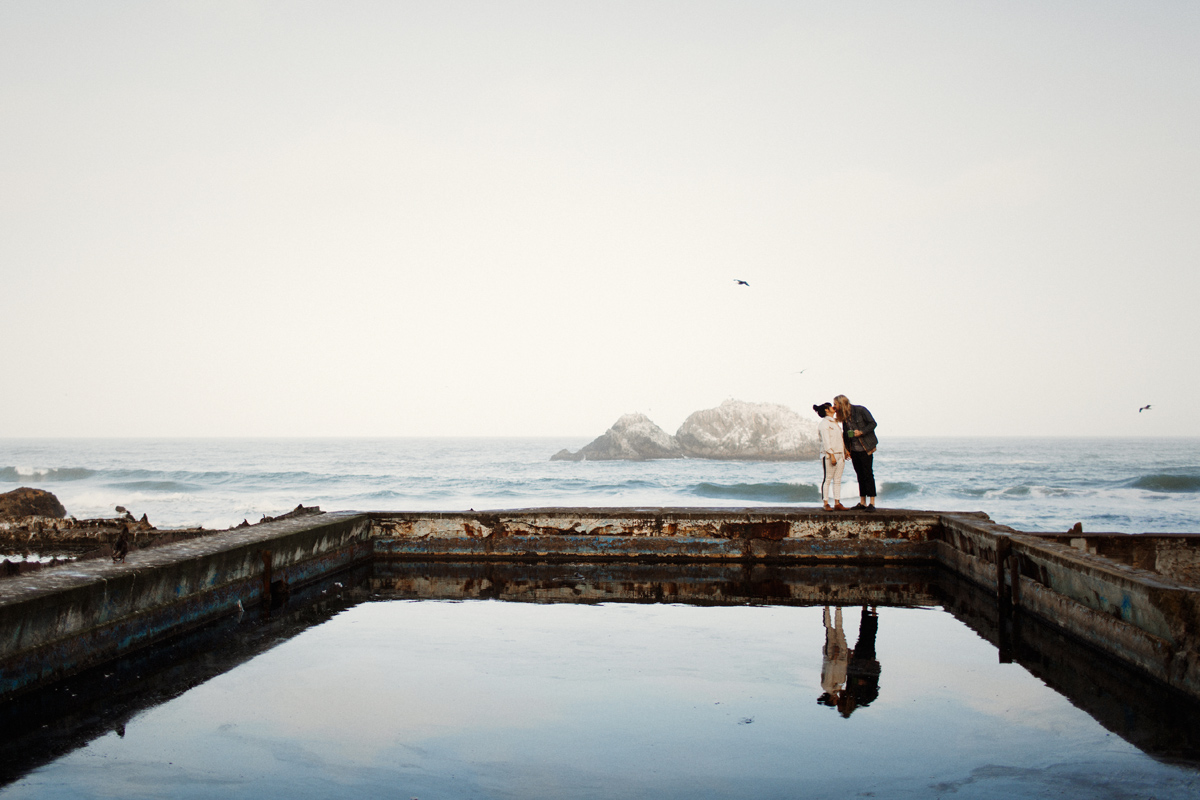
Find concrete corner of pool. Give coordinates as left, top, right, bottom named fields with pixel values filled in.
left=2, top=507, right=1199, bottom=703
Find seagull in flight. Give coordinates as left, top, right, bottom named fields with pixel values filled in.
left=1139, top=404, right=1152, bottom=412
left=734, top=279, right=749, bottom=286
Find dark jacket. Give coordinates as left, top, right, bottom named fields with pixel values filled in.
left=842, top=405, right=878, bottom=452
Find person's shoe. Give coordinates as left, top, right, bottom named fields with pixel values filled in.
left=823, top=504, right=834, bottom=512
left=864, top=505, right=877, bottom=512
left=853, top=503, right=867, bottom=510
left=834, top=502, right=848, bottom=511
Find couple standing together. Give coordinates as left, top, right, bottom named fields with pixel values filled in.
left=813, top=395, right=877, bottom=512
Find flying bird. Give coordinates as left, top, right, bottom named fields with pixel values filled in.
left=1139, top=404, right=1152, bottom=412
left=734, top=279, right=749, bottom=286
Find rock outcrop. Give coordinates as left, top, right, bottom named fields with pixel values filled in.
left=552, top=413, right=681, bottom=461
left=258, top=504, right=324, bottom=524
left=675, top=399, right=820, bottom=460
left=552, top=400, right=820, bottom=461
left=0, top=487, right=67, bottom=520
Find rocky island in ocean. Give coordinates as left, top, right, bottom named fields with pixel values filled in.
left=551, top=399, right=820, bottom=461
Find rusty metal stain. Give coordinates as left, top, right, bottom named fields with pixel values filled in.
left=719, top=521, right=791, bottom=541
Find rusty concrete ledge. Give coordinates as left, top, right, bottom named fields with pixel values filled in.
left=937, top=513, right=1200, bottom=699
left=1016, top=531, right=1200, bottom=588
left=370, top=507, right=943, bottom=562
left=0, top=512, right=371, bottom=699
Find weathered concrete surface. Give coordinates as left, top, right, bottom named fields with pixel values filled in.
left=372, top=507, right=941, bottom=562
left=1026, top=532, right=1200, bottom=589
left=937, top=513, right=1200, bottom=700
left=0, top=512, right=370, bottom=698
left=3, top=505, right=1200, bottom=707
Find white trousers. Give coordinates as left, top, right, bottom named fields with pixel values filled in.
left=822, top=455, right=845, bottom=503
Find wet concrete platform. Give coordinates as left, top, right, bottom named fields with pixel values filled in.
left=1, top=508, right=1198, bottom=703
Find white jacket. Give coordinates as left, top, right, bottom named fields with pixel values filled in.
left=818, top=416, right=845, bottom=458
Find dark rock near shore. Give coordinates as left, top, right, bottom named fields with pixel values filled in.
left=259, top=504, right=324, bottom=524
left=0, top=487, right=67, bottom=520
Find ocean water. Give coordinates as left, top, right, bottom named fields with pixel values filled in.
left=1, top=437, right=1198, bottom=533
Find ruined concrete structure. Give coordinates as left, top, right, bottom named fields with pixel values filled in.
left=1, top=508, right=1198, bottom=706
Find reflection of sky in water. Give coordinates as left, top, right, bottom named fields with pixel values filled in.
left=6, top=602, right=1199, bottom=799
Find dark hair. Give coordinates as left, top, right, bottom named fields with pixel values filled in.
left=813, top=402, right=832, bottom=419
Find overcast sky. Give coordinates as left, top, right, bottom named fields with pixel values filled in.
left=2, top=1, right=1197, bottom=438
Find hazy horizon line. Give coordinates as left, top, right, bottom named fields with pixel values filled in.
left=1, top=434, right=1193, bottom=442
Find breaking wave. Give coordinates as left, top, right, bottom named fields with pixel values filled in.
left=691, top=482, right=820, bottom=503
left=954, top=484, right=1075, bottom=499
left=1128, top=474, right=1200, bottom=493
left=879, top=482, right=920, bottom=498
left=105, top=480, right=202, bottom=493
left=354, top=489, right=433, bottom=502
left=0, top=466, right=96, bottom=482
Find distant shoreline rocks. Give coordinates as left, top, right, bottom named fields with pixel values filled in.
left=552, top=399, right=820, bottom=462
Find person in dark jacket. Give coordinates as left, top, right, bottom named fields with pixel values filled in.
left=834, top=395, right=878, bottom=511
left=839, top=605, right=881, bottom=717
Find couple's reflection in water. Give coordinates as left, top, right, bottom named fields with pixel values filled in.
left=819, top=605, right=881, bottom=718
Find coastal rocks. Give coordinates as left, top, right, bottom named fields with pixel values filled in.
left=552, top=399, right=820, bottom=461
left=1, top=512, right=157, bottom=550
left=1, top=509, right=160, bottom=576
left=552, top=414, right=681, bottom=461
left=258, top=504, right=324, bottom=524
left=1, top=499, right=326, bottom=579
left=675, top=399, right=819, bottom=461
left=0, top=487, right=67, bottom=520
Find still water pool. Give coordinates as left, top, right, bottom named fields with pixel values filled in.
left=3, top=567, right=1200, bottom=799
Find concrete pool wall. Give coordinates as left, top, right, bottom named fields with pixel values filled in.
left=1, top=508, right=1198, bottom=701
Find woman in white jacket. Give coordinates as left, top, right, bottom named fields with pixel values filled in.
left=814, top=402, right=847, bottom=511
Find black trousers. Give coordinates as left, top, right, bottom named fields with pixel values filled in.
left=849, top=450, right=876, bottom=498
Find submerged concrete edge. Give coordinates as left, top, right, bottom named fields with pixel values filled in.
left=0, top=507, right=1198, bottom=702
